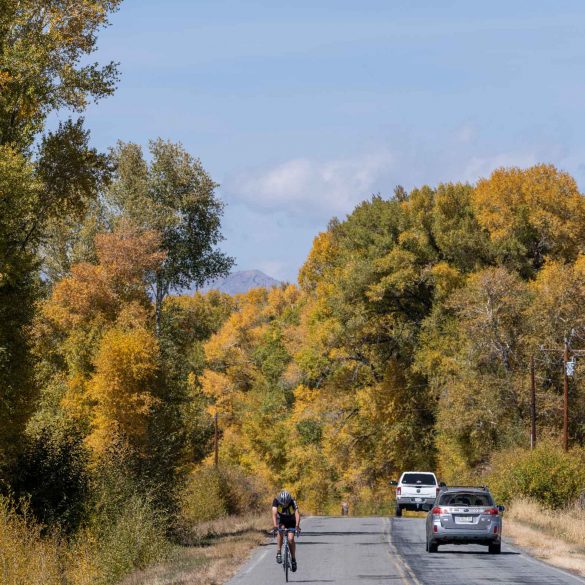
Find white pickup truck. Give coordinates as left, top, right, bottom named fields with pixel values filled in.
left=390, top=471, right=444, bottom=517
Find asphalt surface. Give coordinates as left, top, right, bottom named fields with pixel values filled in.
left=226, top=516, right=585, bottom=585
left=392, top=517, right=585, bottom=585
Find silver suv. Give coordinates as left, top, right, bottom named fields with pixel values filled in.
left=425, top=486, right=504, bottom=554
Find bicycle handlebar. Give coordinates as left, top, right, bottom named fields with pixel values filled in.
left=274, top=527, right=300, bottom=536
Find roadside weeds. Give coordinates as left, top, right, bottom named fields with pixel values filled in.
left=118, top=515, right=269, bottom=585
left=505, top=499, right=585, bottom=576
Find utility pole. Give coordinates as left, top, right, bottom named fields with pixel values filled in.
left=530, top=355, right=536, bottom=450
left=214, top=411, right=219, bottom=467
left=563, top=339, right=569, bottom=451
left=534, top=343, right=585, bottom=452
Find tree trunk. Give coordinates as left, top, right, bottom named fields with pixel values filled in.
left=154, top=276, right=166, bottom=337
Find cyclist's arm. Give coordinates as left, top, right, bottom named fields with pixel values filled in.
left=272, top=506, right=279, bottom=529
left=295, top=508, right=301, bottom=530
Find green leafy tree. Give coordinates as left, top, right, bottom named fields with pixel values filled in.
left=107, top=140, right=234, bottom=333
left=0, top=0, right=122, bottom=150
left=0, top=1, right=119, bottom=475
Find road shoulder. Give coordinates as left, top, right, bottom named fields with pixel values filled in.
left=505, top=518, right=585, bottom=579
left=119, top=515, right=269, bottom=585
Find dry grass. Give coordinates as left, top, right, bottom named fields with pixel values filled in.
left=118, top=514, right=269, bottom=585
left=505, top=499, right=585, bottom=575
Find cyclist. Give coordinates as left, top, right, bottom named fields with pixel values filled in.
left=272, top=490, right=301, bottom=572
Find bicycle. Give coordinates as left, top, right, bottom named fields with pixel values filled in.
left=275, top=527, right=299, bottom=582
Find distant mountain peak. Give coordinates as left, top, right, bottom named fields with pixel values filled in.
left=200, top=269, right=281, bottom=295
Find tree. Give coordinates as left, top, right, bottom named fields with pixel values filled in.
left=473, top=165, right=585, bottom=275
left=86, top=321, right=160, bottom=458
left=0, top=0, right=119, bottom=474
left=0, top=0, right=122, bottom=150
left=106, top=140, right=234, bottom=333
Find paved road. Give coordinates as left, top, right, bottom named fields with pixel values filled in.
left=227, top=516, right=585, bottom=585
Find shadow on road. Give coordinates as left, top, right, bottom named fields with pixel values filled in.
left=294, top=579, right=335, bottom=583
left=357, top=575, right=403, bottom=580
left=434, top=550, right=520, bottom=555
left=301, top=531, right=385, bottom=536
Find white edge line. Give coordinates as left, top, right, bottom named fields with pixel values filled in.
left=242, top=549, right=269, bottom=576
left=385, top=517, right=423, bottom=585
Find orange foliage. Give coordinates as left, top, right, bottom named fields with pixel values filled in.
left=43, top=224, right=164, bottom=330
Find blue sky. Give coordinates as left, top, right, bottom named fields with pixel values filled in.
left=75, top=0, right=585, bottom=282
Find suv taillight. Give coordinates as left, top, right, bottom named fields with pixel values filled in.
left=431, top=506, right=443, bottom=515
left=396, top=487, right=401, bottom=496
left=483, top=508, right=499, bottom=516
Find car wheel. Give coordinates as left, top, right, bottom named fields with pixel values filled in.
left=488, top=543, right=501, bottom=554
left=428, top=540, right=438, bottom=553
left=395, top=505, right=402, bottom=517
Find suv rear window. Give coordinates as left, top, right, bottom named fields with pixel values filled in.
left=401, top=473, right=436, bottom=485
left=439, top=492, right=493, bottom=506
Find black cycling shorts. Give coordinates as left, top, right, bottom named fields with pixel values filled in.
left=279, top=516, right=296, bottom=529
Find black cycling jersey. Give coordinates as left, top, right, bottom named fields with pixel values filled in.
left=273, top=497, right=298, bottom=523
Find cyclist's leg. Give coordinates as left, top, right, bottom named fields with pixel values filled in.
left=289, top=531, right=298, bottom=572
left=276, top=530, right=283, bottom=563
left=288, top=531, right=296, bottom=559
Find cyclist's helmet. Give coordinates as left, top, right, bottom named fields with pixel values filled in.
left=277, top=490, right=292, bottom=506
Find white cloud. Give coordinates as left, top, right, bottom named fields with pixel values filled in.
left=228, top=151, right=395, bottom=222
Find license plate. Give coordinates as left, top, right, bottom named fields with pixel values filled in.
left=415, top=498, right=423, bottom=502
left=455, top=516, right=474, bottom=523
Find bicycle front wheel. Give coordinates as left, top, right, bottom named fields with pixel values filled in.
left=284, top=544, right=290, bottom=582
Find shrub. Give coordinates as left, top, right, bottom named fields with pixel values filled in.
left=179, top=464, right=267, bottom=525
left=92, top=492, right=171, bottom=584
left=0, top=496, right=62, bottom=585
left=83, top=456, right=172, bottom=584
left=347, top=482, right=396, bottom=517
left=486, top=440, right=585, bottom=509
left=12, top=417, right=89, bottom=532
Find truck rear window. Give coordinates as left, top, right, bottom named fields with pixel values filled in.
left=401, top=473, right=436, bottom=485
left=439, top=492, right=493, bottom=506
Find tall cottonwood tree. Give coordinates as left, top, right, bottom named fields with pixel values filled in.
left=0, top=0, right=121, bottom=472
left=0, top=0, right=122, bottom=150
left=106, top=139, right=234, bottom=333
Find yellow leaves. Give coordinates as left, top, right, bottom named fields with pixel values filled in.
left=62, top=373, right=92, bottom=421
left=528, top=258, right=585, bottom=344
left=0, top=70, right=12, bottom=87
left=298, top=231, right=338, bottom=291
left=289, top=384, right=322, bottom=424
left=200, top=369, right=234, bottom=411
left=473, top=164, right=585, bottom=262
left=429, top=262, right=463, bottom=299
left=265, top=284, right=300, bottom=318
left=85, top=324, right=160, bottom=457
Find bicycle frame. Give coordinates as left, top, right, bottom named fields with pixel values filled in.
left=277, top=528, right=298, bottom=582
